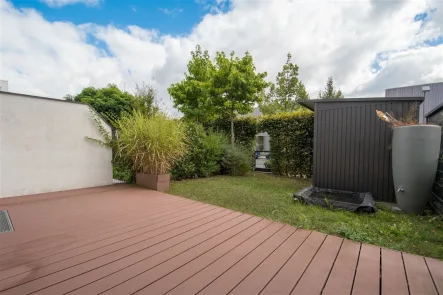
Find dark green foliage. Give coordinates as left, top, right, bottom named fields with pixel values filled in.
left=208, top=116, right=258, bottom=148
left=259, top=109, right=314, bottom=177
left=259, top=53, right=309, bottom=115
left=171, top=123, right=227, bottom=180
left=169, top=45, right=268, bottom=144
left=221, top=145, right=253, bottom=176
left=318, top=76, right=344, bottom=99
left=67, top=84, right=135, bottom=121
left=210, top=50, right=268, bottom=144
left=113, top=162, right=134, bottom=183
left=133, top=83, right=160, bottom=118
left=168, top=45, right=216, bottom=124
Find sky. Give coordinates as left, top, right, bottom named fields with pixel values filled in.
left=1, top=0, right=442, bottom=111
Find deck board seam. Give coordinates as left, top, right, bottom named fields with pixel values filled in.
left=256, top=230, right=313, bottom=295
left=424, top=257, right=439, bottom=295
left=224, top=226, right=297, bottom=295
left=320, top=238, right=344, bottom=295
left=289, top=234, right=328, bottom=295
left=349, top=242, right=362, bottom=295
left=379, top=247, right=382, bottom=295
left=401, top=252, right=411, bottom=295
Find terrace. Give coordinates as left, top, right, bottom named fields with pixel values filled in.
left=0, top=185, right=441, bottom=295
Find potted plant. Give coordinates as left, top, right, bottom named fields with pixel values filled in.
left=377, top=107, right=441, bottom=213
left=116, top=111, right=187, bottom=191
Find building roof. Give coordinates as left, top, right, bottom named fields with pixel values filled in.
left=385, top=81, right=443, bottom=91
left=299, top=97, right=425, bottom=111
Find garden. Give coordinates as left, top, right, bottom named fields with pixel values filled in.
left=76, top=45, right=443, bottom=260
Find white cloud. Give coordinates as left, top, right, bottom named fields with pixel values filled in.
left=40, top=0, right=101, bottom=8
left=159, top=7, right=183, bottom=17
left=0, top=0, right=442, bottom=113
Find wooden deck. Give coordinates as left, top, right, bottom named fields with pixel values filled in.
left=0, top=185, right=441, bottom=295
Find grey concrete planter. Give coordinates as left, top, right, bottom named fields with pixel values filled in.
left=392, top=125, right=441, bottom=214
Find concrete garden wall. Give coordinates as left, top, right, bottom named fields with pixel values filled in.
left=0, top=91, right=113, bottom=198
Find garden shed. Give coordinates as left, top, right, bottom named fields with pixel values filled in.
left=299, top=97, right=424, bottom=203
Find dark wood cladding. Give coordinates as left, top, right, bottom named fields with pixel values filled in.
left=426, top=104, right=443, bottom=214
left=312, top=99, right=422, bottom=203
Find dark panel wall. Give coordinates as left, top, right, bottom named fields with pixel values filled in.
left=386, top=82, right=443, bottom=122
left=313, top=99, right=420, bottom=203
left=426, top=106, right=443, bottom=214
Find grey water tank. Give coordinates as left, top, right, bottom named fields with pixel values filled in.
left=392, top=125, right=441, bottom=214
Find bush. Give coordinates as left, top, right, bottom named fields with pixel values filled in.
left=112, top=154, right=135, bottom=183
left=258, top=109, right=314, bottom=177
left=115, top=111, right=187, bottom=174
left=171, top=123, right=227, bottom=180
left=113, top=164, right=133, bottom=183
left=221, top=145, right=253, bottom=176
left=206, top=116, right=257, bottom=149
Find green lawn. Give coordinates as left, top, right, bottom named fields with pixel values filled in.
left=169, top=173, right=443, bottom=259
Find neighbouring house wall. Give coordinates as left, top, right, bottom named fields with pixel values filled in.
left=256, top=132, right=270, bottom=151
left=313, top=98, right=422, bottom=203
left=0, top=91, right=113, bottom=198
left=386, top=82, right=443, bottom=123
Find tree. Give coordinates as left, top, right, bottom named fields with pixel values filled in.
left=169, top=45, right=268, bottom=145
left=318, top=76, right=344, bottom=99
left=133, top=83, right=160, bottom=118
left=168, top=45, right=216, bottom=124
left=211, top=51, right=268, bottom=145
left=66, top=84, right=135, bottom=121
left=259, top=53, right=309, bottom=115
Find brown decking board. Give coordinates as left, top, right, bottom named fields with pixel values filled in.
left=0, top=202, right=214, bottom=277
left=0, top=186, right=442, bottom=295
left=0, top=200, right=209, bottom=267
left=352, top=244, right=381, bottom=295
left=322, top=239, right=360, bottom=295
left=381, top=248, right=409, bottom=295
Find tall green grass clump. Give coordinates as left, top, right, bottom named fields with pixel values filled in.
left=116, top=111, right=187, bottom=175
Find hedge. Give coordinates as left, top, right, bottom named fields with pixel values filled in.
left=206, top=116, right=258, bottom=148
left=258, top=109, right=314, bottom=177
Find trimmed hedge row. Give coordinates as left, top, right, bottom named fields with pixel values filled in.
left=206, top=117, right=258, bottom=148
left=206, top=110, right=314, bottom=177
left=258, top=110, right=314, bottom=177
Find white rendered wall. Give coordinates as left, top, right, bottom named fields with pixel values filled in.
left=0, top=92, right=113, bottom=198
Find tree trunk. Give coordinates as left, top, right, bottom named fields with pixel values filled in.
left=230, top=114, right=235, bottom=146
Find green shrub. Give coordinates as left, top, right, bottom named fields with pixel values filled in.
left=171, top=123, right=227, bottom=180
left=113, top=164, right=134, bottom=183
left=258, top=109, right=314, bottom=177
left=221, top=145, right=253, bottom=176
left=111, top=153, right=135, bottom=183
left=115, top=111, right=187, bottom=174
left=206, top=116, right=257, bottom=148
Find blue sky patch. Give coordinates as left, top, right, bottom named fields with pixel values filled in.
left=10, top=0, right=232, bottom=36
left=414, top=12, right=428, bottom=22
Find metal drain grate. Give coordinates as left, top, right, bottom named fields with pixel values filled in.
left=0, top=210, right=14, bottom=233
